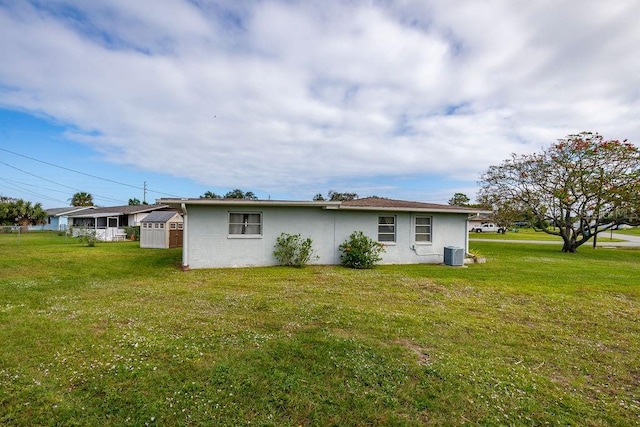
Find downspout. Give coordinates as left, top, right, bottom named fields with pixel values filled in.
left=464, top=214, right=470, bottom=256
left=181, top=203, right=190, bottom=271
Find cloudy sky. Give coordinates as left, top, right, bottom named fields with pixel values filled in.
left=1, top=0, right=639, bottom=207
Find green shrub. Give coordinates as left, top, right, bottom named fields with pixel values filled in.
left=273, top=233, right=317, bottom=267
left=72, top=227, right=98, bottom=247
left=124, top=226, right=140, bottom=240
left=338, top=231, right=385, bottom=269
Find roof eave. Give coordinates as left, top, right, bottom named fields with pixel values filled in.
left=338, top=206, right=489, bottom=214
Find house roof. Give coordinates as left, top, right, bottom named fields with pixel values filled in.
left=340, top=197, right=481, bottom=213
left=141, top=210, right=182, bottom=223
left=46, top=206, right=95, bottom=216
left=67, top=204, right=169, bottom=218
left=158, top=197, right=486, bottom=215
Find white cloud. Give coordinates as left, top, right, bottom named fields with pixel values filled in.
left=1, top=0, right=639, bottom=200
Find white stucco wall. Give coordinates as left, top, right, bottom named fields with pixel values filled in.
left=183, top=205, right=469, bottom=269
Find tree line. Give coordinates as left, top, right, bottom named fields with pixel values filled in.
left=0, top=197, right=47, bottom=227
left=200, top=189, right=361, bottom=201
left=68, top=192, right=148, bottom=206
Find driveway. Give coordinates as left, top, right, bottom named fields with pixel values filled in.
left=470, top=232, right=640, bottom=247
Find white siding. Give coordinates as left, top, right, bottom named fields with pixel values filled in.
left=140, top=228, right=168, bottom=248
left=184, top=205, right=469, bottom=269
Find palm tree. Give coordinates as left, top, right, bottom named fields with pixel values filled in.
left=2, top=199, right=47, bottom=226
left=0, top=201, right=9, bottom=225
left=70, top=192, right=94, bottom=207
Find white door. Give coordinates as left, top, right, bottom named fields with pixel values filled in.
left=107, top=217, right=119, bottom=241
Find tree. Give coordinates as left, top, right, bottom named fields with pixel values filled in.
left=0, top=198, right=47, bottom=226
left=312, top=193, right=325, bottom=201
left=477, top=196, right=528, bottom=230
left=200, top=191, right=222, bottom=199
left=70, top=192, right=94, bottom=207
left=128, top=198, right=141, bottom=205
left=328, top=190, right=358, bottom=201
left=223, top=189, right=258, bottom=200
left=448, top=193, right=471, bottom=206
left=479, top=132, right=640, bottom=252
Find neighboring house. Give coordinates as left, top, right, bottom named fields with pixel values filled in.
left=67, top=205, right=170, bottom=241
left=140, top=210, right=183, bottom=249
left=158, top=197, right=484, bottom=269
left=31, top=206, right=95, bottom=231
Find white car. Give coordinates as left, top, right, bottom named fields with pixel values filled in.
left=470, top=223, right=506, bottom=233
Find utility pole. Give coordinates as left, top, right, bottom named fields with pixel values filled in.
left=143, top=181, right=147, bottom=204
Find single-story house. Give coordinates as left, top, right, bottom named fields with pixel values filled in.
left=158, top=196, right=485, bottom=269
left=67, top=204, right=170, bottom=241
left=140, top=210, right=183, bottom=248
left=30, top=206, right=94, bottom=231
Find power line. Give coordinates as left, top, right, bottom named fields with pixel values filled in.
left=0, top=177, right=74, bottom=196
left=0, top=147, right=141, bottom=189
left=0, top=147, right=181, bottom=197
left=0, top=178, right=68, bottom=205
left=0, top=160, right=127, bottom=204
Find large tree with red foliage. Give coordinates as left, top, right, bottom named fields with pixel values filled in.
left=479, top=132, right=640, bottom=252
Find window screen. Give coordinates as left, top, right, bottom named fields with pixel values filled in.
left=229, top=213, right=262, bottom=235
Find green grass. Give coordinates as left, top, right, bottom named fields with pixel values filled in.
left=614, top=226, right=640, bottom=237
left=470, top=227, right=624, bottom=242
left=1, top=232, right=639, bottom=426
left=470, top=228, right=561, bottom=240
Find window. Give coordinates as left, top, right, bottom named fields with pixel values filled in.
left=378, top=216, right=396, bottom=242
left=177, top=223, right=183, bottom=230
left=415, top=216, right=432, bottom=242
left=159, top=223, right=165, bottom=229
left=154, top=223, right=160, bottom=229
left=229, top=212, right=262, bottom=235
left=170, top=223, right=177, bottom=230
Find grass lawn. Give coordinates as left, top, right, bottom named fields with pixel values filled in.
left=470, top=227, right=624, bottom=242
left=1, top=232, right=639, bottom=426
left=614, top=227, right=640, bottom=237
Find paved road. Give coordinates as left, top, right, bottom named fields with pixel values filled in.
left=470, top=232, right=640, bottom=247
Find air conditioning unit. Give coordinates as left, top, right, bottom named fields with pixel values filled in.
left=444, top=246, right=464, bottom=266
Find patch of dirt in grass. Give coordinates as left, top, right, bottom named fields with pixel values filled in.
left=397, top=339, right=433, bottom=366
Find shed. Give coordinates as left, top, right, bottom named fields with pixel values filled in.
left=140, top=211, right=183, bottom=248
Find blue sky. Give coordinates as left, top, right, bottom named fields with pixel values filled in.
left=1, top=0, right=639, bottom=208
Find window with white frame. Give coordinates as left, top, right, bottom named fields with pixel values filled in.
left=378, top=216, right=396, bottom=242
left=229, top=212, right=262, bottom=235
left=414, top=216, right=432, bottom=242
